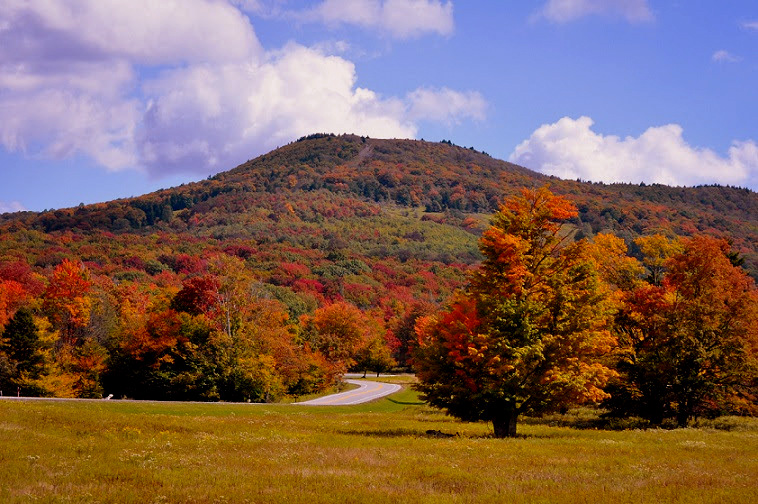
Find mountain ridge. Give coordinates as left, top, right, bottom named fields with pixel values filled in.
left=0, top=134, right=758, bottom=271
left=3, top=133, right=756, bottom=277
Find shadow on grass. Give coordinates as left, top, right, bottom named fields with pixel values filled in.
left=339, top=428, right=425, bottom=438
left=338, top=428, right=550, bottom=440
left=339, top=428, right=463, bottom=439
left=385, top=397, right=425, bottom=406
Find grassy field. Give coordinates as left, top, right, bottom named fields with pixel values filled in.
left=1, top=383, right=757, bottom=503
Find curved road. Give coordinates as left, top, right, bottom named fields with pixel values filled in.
left=296, top=379, right=401, bottom=406
left=0, top=379, right=402, bottom=406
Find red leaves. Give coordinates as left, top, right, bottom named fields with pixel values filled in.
left=123, top=310, right=184, bottom=368
left=172, top=275, right=221, bottom=316
left=0, top=280, right=27, bottom=328
left=611, top=235, right=758, bottom=422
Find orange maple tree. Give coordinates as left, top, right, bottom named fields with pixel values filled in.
left=414, top=187, right=617, bottom=437
left=42, top=259, right=93, bottom=344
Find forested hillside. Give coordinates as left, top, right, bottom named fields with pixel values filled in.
left=4, top=134, right=755, bottom=274
left=1, top=134, right=756, bottom=401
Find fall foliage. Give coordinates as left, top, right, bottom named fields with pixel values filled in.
left=0, top=133, right=756, bottom=428
left=606, top=236, right=758, bottom=425
left=414, top=188, right=618, bottom=437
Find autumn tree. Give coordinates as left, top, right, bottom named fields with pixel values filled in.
left=352, top=333, right=396, bottom=377
left=589, top=233, right=644, bottom=292
left=389, top=301, right=435, bottom=369
left=43, top=259, right=93, bottom=344
left=414, top=187, right=617, bottom=438
left=608, top=236, right=758, bottom=425
left=167, top=254, right=326, bottom=401
left=171, top=276, right=220, bottom=317
left=0, top=280, right=27, bottom=328
left=300, top=302, right=379, bottom=379
left=634, top=234, right=682, bottom=286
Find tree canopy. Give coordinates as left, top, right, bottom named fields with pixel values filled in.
left=606, top=235, right=758, bottom=425
left=414, top=187, right=617, bottom=437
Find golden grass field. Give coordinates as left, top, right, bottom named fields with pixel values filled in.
left=1, top=379, right=756, bottom=503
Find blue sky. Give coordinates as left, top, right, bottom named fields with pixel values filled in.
left=1, top=0, right=756, bottom=212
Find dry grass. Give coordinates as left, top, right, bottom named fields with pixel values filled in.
left=1, top=387, right=756, bottom=503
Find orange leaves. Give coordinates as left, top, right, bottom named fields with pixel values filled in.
left=43, top=259, right=93, bottom=340
left=474, top=187, right=584, bottom=304
left=45, top=259, right=91, bottom=300
left=0, top=280, right=27, bottom=328
left=589, top=233, right=644, bottom=291
left=501, top=186, right=578, bottom=236
left=476, top=232, right=529, bottom=300
left=123, top=309, right=184, bottom=367
left=302, top=302, right=379, bottom=368
left=609, top=234, right=758, bottom=423
left=415, top=186, right=617, bottom=436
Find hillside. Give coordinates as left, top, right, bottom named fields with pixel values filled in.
left=3, top=133, right=757, bottom=277
left=1, top=134, right=757, bottom=401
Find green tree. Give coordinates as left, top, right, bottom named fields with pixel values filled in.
left=414, top=187, right=616, bottom=437
left=0, top=308, right=46, bottom=395
left=352, top=334, right=396, bottom=377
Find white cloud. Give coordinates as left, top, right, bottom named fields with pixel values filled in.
left=539, top=0, right=653, bottom=23
left=0, top=0, right=263, bottom=171
left=0, top=60, right=139, bottom=170
left=298, top=0, right=454, bottom=38
left=138, top=46, right=486, bottom=176
left=0, top=0, right=482, bottom=179
left=712, top=50, right=741, bottom=63
left=0, top=0, right=262, bottom=65
left=510, top=116, right=758, bottom=189
left=0, top=201, right=26, bottom=213
left=742, top=20, right=758, bottom=30
left=138, top=44, right=417, bottom=176
left=406, top=87, right=487, bottom=125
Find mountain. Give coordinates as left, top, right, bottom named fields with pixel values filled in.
left=3, top=133, right=757, bottom=279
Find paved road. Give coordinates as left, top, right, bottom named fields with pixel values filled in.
left=296, top=379, right=401, bottom=406
left=0, top=379, right=402, bottom=406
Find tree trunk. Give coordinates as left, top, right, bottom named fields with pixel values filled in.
left=492, top=409, right=518, bottom=438
left=676, top=397, right=692, bottom=427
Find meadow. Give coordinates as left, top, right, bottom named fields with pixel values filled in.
left=1, top=381, right=756, bottom=503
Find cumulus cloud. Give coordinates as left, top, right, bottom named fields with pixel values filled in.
left=510, top=116, right=758, bottom=189
left=297, top=0, right=454, bottom=38
left=138, top=44, right=417, bottom=175
left=0, top=0, right=263, bottom=171
left=539, top=0, right=653, bottom=23
left=0, top=201, right=26, bottom=214
left=0, top=0, right=482, bottom=179
left=0, top=0, right=262, bottom=65
left=0, top=60, right=139, bottom=170
left=406, top=87, right=487, bottom=124
left=712, top=50, right=741, bottom=63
